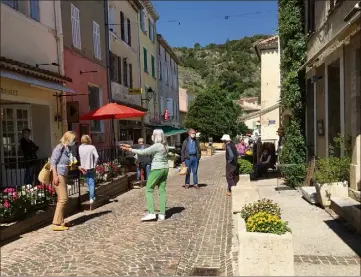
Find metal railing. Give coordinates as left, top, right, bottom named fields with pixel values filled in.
left=0, top=146, right=131, bottom=222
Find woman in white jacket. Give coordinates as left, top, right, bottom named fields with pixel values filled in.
left=78, top=135, right=99, bottom=204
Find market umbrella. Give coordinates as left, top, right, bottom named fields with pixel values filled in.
left=80, top=102, right=146, bottom=120
left=80, top=102, right=146, bottom=145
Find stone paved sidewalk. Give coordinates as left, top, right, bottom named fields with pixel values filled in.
left=0, top=153, right=232, bottom=276
left=255, top=178, right=361, bottom=276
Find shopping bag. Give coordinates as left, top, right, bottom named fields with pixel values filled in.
left=38, top=161, right=52, bottom=184
left=179, top=165, right=188, bottom=176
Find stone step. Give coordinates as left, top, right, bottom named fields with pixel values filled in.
left=330, top=197, right=361, bottom=234
left=81, top=195, right=110, bottom=211
left=131, top=180, right=146, bottom=189
left=301, top=186, right=318, bottom=205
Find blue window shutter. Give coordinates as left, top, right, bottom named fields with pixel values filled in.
left=30, top=0, right=40, bottom=21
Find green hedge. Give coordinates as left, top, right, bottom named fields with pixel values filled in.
left=278, top=0, right=307, bottom=187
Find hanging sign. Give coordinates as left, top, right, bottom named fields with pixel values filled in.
left=128, top=88, right=142, bottom=95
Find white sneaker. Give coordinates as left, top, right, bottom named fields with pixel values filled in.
left=89, top=199, right=94, bottom=204
left=141, top=213, right=156, bottom=221
left=158, top=214, right=165, bottom=221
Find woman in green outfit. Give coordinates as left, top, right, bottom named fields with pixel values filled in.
left=120, top=129, right=169, bottom=221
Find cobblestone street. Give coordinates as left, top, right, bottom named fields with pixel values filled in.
left=0, top=153, right=232, bottom=276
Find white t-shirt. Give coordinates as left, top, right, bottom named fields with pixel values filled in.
left=78, top=144, right=99, bottom=170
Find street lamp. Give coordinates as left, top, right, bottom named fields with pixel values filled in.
left=141, top=87, right=155, bottom=102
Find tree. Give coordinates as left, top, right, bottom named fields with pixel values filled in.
left=183, top=85, right=247, bottom=141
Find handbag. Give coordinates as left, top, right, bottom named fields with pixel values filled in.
left=179, top=164, right=188, bottom=176
left=38, top=160, right=52, bottom=184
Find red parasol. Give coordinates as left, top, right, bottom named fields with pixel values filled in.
left=80, top=103, right=146, bottom=120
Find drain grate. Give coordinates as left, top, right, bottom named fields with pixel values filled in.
left=190, top=267, right=219, bottom=276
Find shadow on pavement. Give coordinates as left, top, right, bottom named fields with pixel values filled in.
left=166, top=207, right=185, bottom=219
left=198, top=184, right=208, bottom=187
left=324, top=219, right=361, bottom=257
left=68, top=210, right=112, bottom=227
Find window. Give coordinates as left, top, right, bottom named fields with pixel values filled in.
left=151, top=55, right=155, bottom=78
left=88, top=86, right=102, bottom=132
left=307, top=0, right=315, bottom=34
left=1, top=0, right=18, bottom=10
left=124, top=16, right=128, bottom=44
left=127, top=19, right=131, bottom=46
left=120, top=11, right=125, bottom=41
left=110, top=52, right=122, bottom=84
left=148, top=19, right=154, bottom=42
left=71, top=3, right=81, bottom=49
left=143, top=47, right=148, bottom=73
left=93, top=21, right=101, bottom=59
left=30, top=0, right=40, bottom=21
left=140, top=9, right=145, bottom=32
left=164, top=63, right=168, bottom=83
left=123, top=59, right=128, bottom=87
left=108, top=6, right=115, bottom=33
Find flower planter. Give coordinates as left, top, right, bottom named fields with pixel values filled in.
left=315, top=181, right=348, bottom=208
left=168, top=159, right=176, bottom=168
left=207, top=148, right=212, bottom=156
left=231, top=185, right=259, bottom=214
left=236, top=213, right=294, bottom=276
left=201, top=150, right=207, bottom=156
left=238, top=174, right=250, bottom=186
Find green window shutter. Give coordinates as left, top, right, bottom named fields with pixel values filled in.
left=151, top=55, right=155, bottom=77
left=143, top=47, right=147, bottom=72
left=148, top=19, right=151, bottom=39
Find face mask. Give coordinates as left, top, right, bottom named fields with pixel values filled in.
left=68, top=140, right=75, bottom=146
left=190, top=134, right=196, bottom=139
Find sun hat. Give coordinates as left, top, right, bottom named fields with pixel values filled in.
left=221, top=134, right=231, bottom=141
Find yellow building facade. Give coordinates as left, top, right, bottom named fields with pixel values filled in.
left=138, top=0, right=159, bottom=139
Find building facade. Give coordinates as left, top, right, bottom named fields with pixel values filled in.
left=61, top=0, right=110, bottom=147
left=304, top=0, right=360, bottom=192
left=138, top=0, right=159, bottom=141
left=179, top=87, right=195, bottom=142
left=236, top=97, right=261, bottom=131
left=107, top=0, right=145, bottom=143
left=254, top=36, right=281, bottom=145
left=157, top=34, right=181, bottom=144
left=0, top=0, right=73, bottom=186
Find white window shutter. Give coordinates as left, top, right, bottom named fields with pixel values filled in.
left=97, top=24, right=101, bottom=59
left=71, top=5, right=81, bottom=49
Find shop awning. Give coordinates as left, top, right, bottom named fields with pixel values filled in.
left=0, top=71, right=76, bottom=93
left=149, top=125, right=187, bottom=137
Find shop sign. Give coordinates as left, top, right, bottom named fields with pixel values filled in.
left=0, top=87, right=18, bottom=96
left=128, top=88, right=142, bottom=95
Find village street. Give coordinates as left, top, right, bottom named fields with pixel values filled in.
left=1, top=153, right=360, bottom=276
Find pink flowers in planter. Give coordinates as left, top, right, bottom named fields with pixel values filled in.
left=95, top=159, right=123, bottom=183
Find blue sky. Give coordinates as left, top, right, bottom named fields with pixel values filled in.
left=153, top=1, right=278, bottom=48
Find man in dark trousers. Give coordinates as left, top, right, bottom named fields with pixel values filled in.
left=20, top=128, right=39, bottom=185
left=181, top=128, right=201, bottom=189
left=133, top=138, right=151, bottom=181
left=221, top=134, right=239, bottom=196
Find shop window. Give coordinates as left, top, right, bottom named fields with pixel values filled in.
left=88, top=85, right=103, bottom=133
left=1, top=106, right=31, bottom=164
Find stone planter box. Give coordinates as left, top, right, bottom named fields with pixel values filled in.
left=168, top=159, right=176, bottom=168
left=238, top=174, right=250, bottom=186
left=201, top=150, right=207, bottom=156
left=207, top=148, right=212, bottom=156
left=315, top=181, right=348, bottom=208
left=232, top=184, right=259, bottom=214
left=236, top=213, right=294, bottom=276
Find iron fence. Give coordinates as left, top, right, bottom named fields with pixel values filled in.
left=0, top=146, right=131, bottom=222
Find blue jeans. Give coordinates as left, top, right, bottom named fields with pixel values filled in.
left=137, top=164, right=151, bottom=180
left=185, top=156, right=199, bottom=185
left=24, top=166, right=35, bottom=185
left=85, top=169, right=96, bottom=200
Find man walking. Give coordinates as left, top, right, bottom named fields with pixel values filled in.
left=133, top=138, right=151, bottom=181
left=181, top=129, right=201, bottom=189
left=20, top=128, right=39, bottom=185
left=221, top=134, right=238, bottom=196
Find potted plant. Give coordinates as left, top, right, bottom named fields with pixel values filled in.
left=314, top=136, right=350, bottom=208
left=237, top=158, right=253, bottom=185
left=236, top=199, right=294, bottom=276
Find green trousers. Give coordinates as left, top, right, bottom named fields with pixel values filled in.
left=145, top=168, right=169, bottom=215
